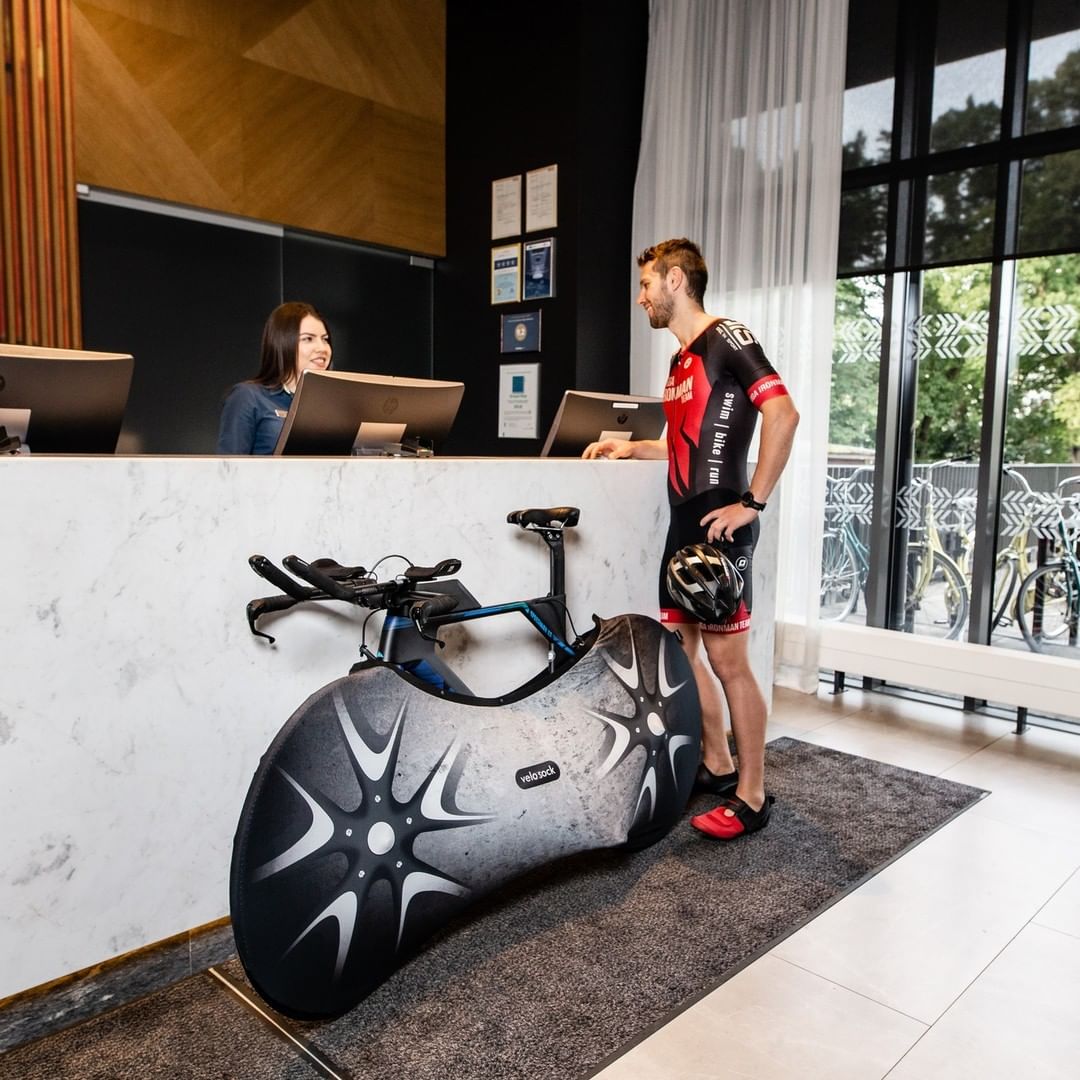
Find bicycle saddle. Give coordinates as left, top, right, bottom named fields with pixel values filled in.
left=507, top=506, right=580, bottom=529
left=230, top=613, right=700, bottom=1019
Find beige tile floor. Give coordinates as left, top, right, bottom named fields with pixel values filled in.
left=595, top=684, right=1080, bottom=1080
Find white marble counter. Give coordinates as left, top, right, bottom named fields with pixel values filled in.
left=0, top=456, right=777, bottom=998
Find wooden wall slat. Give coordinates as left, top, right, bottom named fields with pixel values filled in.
left=44, top=0, right=78, bottom=342
left=1, top=3, right=17, bottom=339
left=28, top=0, right=51, bottom=341
left=11, top=1, right=36, bottom=341
left=0, top=0, right=80, bottom=347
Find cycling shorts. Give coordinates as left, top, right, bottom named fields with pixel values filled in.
left=658, top=488, right=758, bottom=635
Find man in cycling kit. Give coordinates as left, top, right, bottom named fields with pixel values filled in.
left=583, top=238, right=799, bottom=840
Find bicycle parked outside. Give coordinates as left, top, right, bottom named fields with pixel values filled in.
left=820, top=460, right=969, bottom=639
left=902, top=461, right=969, bottom=639
left=819, top=468, right=871, bottom=622
left=962, top=466, right=1041, bottom=639
left=1015, top=476, right=1080, bottom=655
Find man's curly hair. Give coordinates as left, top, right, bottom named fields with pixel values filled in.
left=637, top=238, right=708, bottom=304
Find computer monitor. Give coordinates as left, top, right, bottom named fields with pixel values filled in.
left=273, top=370, right=466, bottom=455
left=0, top=343, right=134, bottom=453
left=540, top=390, right=667, bottom=457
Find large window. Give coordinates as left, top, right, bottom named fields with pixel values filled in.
left=821, top=277, right=882, bottom=626
left=931, top=0, right=1008, bottom=153
left=842, top=0, right=897, bottom=168
left=991, top=253, right=1080, bottom=657
left=1026, top=0, right=1080, bottom=134
left=826, top=0, right=1080, bottom=663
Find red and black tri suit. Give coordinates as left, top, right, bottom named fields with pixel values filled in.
left=659, top=318, right=789, bottom=634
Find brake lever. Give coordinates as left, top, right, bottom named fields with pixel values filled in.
left=246, top=594, right=300, bottom=643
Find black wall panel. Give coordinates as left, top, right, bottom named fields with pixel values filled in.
left=436, top=0, right=648, bottom=456
left=79, top=200, right=281, bottom=454
left=79, top=202, right=434, bottom=454
left=282, top=232, right=432, bottom=380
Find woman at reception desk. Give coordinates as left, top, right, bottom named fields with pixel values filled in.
left=217, top=302, right=332, bottom=455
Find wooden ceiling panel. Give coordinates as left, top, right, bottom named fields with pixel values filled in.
left=76, top=0, right=313, bottom=52
left=240, top=64, right=377, bottom=238
left=76, top=4, right=245, bottom=201
left=367, top=105, right=445, bottom=254
left=243, top=0, right=444, bottom=124
left=72, top=0, right=445, bottom=254
left=72, top=4, right=236, bottom=211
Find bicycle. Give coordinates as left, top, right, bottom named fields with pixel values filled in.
left=819, top=468, right=872, bottom=622
left=819, top=461, right=969, bottom=637
left=246, top=506, right=583, bottom=694
left=230, top=506, right=702, bottom=1019
left=1015, top=477, right=1080, bottom=655
left=978, top=466, right=1040, bottom=635
left=902, top=461, right=969, bottom=639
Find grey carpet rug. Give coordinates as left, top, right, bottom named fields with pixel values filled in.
left=0, top=738, right=985, bottom=1080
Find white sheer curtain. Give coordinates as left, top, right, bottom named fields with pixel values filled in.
left=631, top=0, right=847, bottom=690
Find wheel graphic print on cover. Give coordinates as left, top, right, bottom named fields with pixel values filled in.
left=230, top=614, right=701, bottom=1019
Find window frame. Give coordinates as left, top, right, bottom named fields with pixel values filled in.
left=838, top=0, right=1080, bottom=644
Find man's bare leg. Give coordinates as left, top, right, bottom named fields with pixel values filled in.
left=701, top=629, right=767, bottom=812
left=678, top=624, right=735, bottom=776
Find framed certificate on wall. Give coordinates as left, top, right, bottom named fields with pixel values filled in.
left=498, top=362, right=540, bottom=438
left=500, top=310, right=541, bottom=352
left=525, top=164, right=557, bottom=232
left=522, top=238, right=555, bottom=299
left=491, top=174, right=522, bottom=239
left=491, top=244, right=521, bottom=304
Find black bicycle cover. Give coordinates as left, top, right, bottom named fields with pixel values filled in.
left=229, top=613, right=701, bottom=1019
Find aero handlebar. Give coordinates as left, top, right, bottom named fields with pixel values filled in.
left=283, top=555, right=360, bottom=602
left=249, top=555, right=319, bottom=601
left=246, top=553, right=467, bottom=641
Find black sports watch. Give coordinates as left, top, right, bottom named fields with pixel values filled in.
left=740, top=490, right=766, bottom=512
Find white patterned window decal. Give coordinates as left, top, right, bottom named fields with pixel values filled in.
left=1014, top=303, right=1079, bottom=359
left=913, top=310, right=990, bottom=362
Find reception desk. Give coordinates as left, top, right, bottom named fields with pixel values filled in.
left=0, top=456, right=777, bottom=999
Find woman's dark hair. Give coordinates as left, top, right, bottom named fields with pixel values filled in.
left=252, top=302, right=330, bottom=387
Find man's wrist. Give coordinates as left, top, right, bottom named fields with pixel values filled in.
left=740, top=490, right=766, bottom=512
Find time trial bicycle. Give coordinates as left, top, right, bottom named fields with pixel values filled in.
left=230, top=506, right=702, bottom=1019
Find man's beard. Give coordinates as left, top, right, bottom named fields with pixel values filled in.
left=647, top=290, right=674, bottom=329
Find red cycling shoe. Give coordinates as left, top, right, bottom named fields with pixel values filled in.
left=691, top=794, right=775, bottom=840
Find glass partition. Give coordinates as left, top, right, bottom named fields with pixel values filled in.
left=993, top=253, right=1080, bottom=658
left=842, top=0, right=897, bottom=167
left=1026, top=2, right=1080, bottom=136
left=821, top=276, right=883, bottom=626
left=930, top=0, right=1006, bottom=153
left=838, top=185, right=889, bottom=274
left=925, top=167, right=997, bottom=265
left=900, top=265, right=992, bottom=639
left=1019, top=149, right=1080, bottom=255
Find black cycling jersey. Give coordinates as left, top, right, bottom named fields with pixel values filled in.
left=659, top=318, right=788, bottom=633
left=663, top=318, right=788, bottom=506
